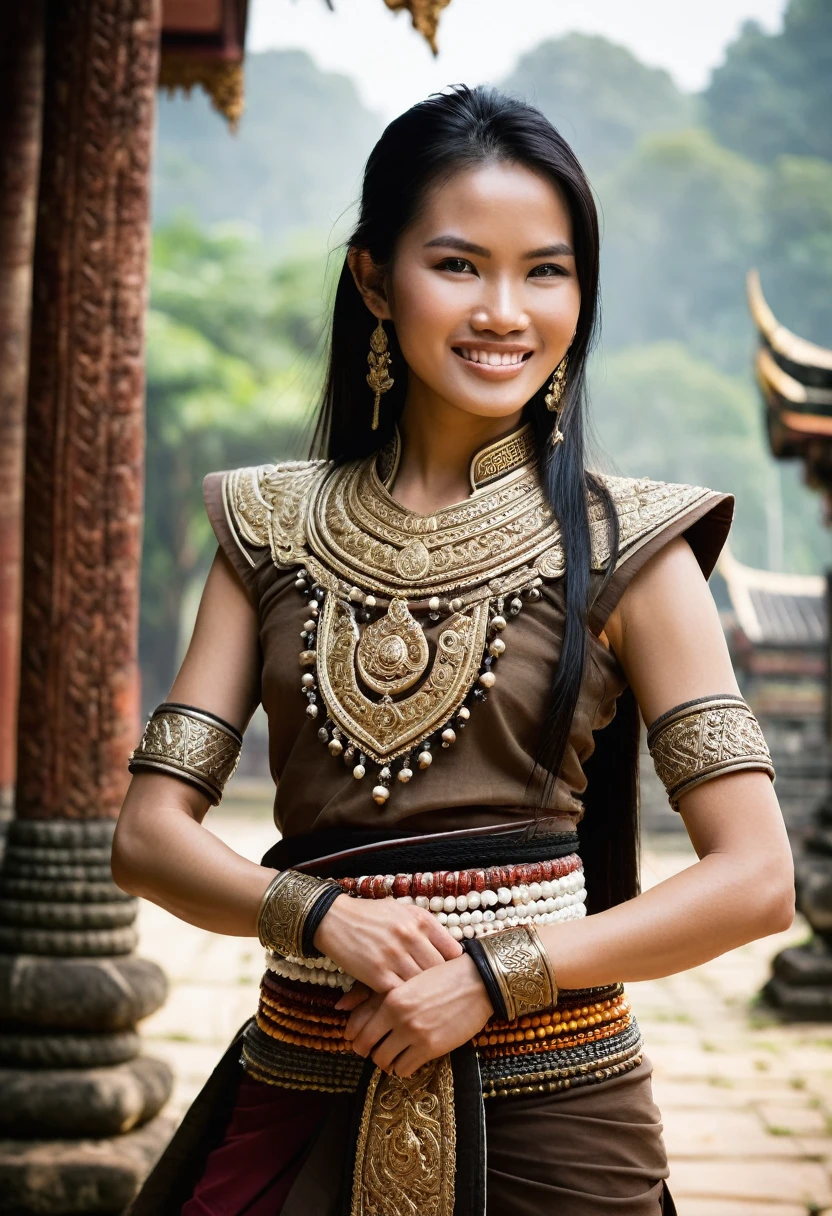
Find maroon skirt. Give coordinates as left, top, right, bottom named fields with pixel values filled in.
left=179, top=1054, right=674, bottom=1216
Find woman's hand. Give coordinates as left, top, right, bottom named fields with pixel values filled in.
left=342, top=952, right=493, bottom=1077
left=313, top=894, right=462, bottom=994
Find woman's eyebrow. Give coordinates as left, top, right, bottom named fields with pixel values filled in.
left=423, top=234, right=574, bottom=258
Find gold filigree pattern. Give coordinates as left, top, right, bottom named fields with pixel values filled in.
left=128, top=706, right=241, bottom=805
left=316, top=596, right=489, bottom=762
left=356, top=599, right=430, bottom=695
left=350, top=1056, right=456, bottom=1216
left=470, top=424, right=536, bottom=488
left=589, top=474, right=724, bottom=571
left=479, top=924, right=558, bottom=1021
left=647, top=695, right=775, bottom=811
left=257, top=870, right=339, bottom=959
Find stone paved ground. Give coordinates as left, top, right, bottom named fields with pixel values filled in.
left=135, top=797, right=832, bottom=1215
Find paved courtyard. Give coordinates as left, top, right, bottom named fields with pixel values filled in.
left=135, top=796, right=832, bottom=1216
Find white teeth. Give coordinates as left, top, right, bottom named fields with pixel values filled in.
left=458, top=349, right=526, bottom=366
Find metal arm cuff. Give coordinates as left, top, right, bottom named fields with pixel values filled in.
left=476, top=923, right=558, bottom=1021
left=128, top=702, right=243, bottom=806
left=647, top=694, right=775, bottom=812
left=257, top=870, right=342, bottom=960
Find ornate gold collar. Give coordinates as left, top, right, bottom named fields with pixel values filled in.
left=304, top=422, right=563, bottom=603
left=379, top=421, right=537, bottom=495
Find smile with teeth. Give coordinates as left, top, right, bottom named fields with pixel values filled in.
left=453, top=348, right=533, bottom=367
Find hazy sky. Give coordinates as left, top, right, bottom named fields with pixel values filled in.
left=248, top=0, right=788, bottom=120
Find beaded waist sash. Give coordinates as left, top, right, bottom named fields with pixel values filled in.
left=241, top=830, right=642, bottom=1105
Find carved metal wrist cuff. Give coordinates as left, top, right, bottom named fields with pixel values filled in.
left=257, top=870, right=342, bottom=960
left=477, top=923, right=558, bottom=1021
left=128, top=702, right=243, bottom=805
left=647, top=694, right=775, bottom=812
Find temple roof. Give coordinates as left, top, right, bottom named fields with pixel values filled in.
left=748, top=270, right=832, bottom=464
left=159, top=0, right=452, bottom=125
left=718, top=545, right=826, bottom=648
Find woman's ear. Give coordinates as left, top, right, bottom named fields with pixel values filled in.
left=347, top=246, right=392, bottom=320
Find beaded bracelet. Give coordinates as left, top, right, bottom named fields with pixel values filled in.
left=257, top=870, right=343, bottom=961
left=474, top=923, right=558, bottom=1021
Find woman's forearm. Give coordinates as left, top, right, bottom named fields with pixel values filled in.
left=537, top=849, right=795, bottom=991
left=112, top=775, right=274, bottom=936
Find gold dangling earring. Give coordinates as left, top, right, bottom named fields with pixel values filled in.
left=544, top=353, right=569, bottom=447
left=366, top=319, right=394, bottom=431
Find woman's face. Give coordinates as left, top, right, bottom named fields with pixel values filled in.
left=380, top=160, right=582, bottom=423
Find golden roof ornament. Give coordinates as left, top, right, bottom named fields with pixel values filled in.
left=382, top=0, right=453, bottom=55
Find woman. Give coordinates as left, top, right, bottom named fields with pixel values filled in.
left=113, top=84, right=794, bottom=1215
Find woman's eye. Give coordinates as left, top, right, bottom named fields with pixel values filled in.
left=530, top=263, right=567, bottom=278
left=437, top=257, right=474, bottom=274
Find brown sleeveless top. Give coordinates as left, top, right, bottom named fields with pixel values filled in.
left=202, top=425, right=733, bottom=840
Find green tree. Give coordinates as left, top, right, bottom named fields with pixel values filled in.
left=704, top=0, right=832, bottom=165
left=756, top=156, right=832, bottom=347
left=588, top=342, right=829, bottom=573
left=599, top=130, right=764, bottom=370
left=153, top=49, right=381, bottom=241
left=140, top=221, right=328, bottom=707
left=501, top=33, right=695, bottom=181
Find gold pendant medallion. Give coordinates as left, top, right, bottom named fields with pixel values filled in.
left=355, top=598, right=430, bottom=695
left=316, top=595, right=490, bottom=764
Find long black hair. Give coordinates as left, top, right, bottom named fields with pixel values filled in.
left=310, top=84, right=638, bottom=912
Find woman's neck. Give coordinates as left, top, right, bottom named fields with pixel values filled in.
left=391, top=398, right=524, bottom=515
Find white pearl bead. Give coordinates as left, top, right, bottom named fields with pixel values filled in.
left=462, top=925, right=475, bottom=939
left=518, top=884, right=530, bottom=903
left=482, top=909, right=495, bottom=922
left=449, top=926, right=464, bottom=940
left=545, top=897, right=556, bottom=913
left=447, top=912, right=460, bottom=928
left=529, top=883, right=541, bottom=901
left=459, top=911, right=471, bottom=926
left=540, top=881, right=553, bottom=899
left=577, top=888, right=587, bottom=903
left=429, top=895, right=444, bottom=912
left=443, top=895, right=456, bottom=913
left=510, top=885, right=521, bottom=903
left=467, top=890, right=481, bottom=910
left=415, top=895, right=429, bottom=909
left=470, top=909, right=483, bottom=924
left=554, top=896, right=564, bottom=910
left=397, top=894, right=414, bottom=904
left=498, top=887, right=512, bottom=905
left=438, top=912, right=447, bottom=925
left=455, top=894, right=468, bottom=911
left=495, top=906, right=507, bottom=920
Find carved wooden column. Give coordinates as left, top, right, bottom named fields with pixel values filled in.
left=0, top=4, right=43, bottom=833
left=0, top=1, right=173, bottom=1210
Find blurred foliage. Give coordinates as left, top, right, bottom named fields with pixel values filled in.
left=598, top=128, right=765, bottom=370
left=141, top=219, right=334, bottom=705
left=502, top=34, right=695, bottom=180
left=588, top=343, right=829, bottom=572
left=144, top=4, right=832, bottom=697
left=704, top=0, right=832, bottom=166
left=153, top=49, right=381, bottom=246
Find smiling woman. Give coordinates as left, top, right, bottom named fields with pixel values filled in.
left=115, top=84, right=792, bottom=1216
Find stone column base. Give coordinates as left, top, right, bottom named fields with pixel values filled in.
left=0, top=1114, right=176, bottom=1216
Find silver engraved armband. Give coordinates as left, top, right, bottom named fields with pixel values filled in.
left=128, top=702, right=243, bottom=805
left=647, top=694, right=775, bottom=812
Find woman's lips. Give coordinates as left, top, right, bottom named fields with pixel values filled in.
left=452, top=347, right=533, bottom=378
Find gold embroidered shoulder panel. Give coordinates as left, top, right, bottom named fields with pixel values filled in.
left=589, top=473, right=724, bottom=572
left=222, top=459, right=723, bottom=591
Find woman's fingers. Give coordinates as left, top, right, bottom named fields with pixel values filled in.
left=417, top=908, right=463, bottom=960
left=344, top=991, right=385, bottom=1045
left=348, top=1001, right=394, bottom=1059
left=389, top=1045, right=423, bottom=1079
left=334, top=982, right=371, bottom=1012
left=371, top=1029, right=410, bottom=1073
